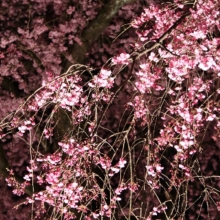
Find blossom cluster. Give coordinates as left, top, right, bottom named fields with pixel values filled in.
left=1, top=0, right=220, bottom=219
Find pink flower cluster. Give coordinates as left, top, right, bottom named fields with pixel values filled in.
left=6, top=170, right=30, bottom=196
left=146, top=164, right=164, bottom=189
left=2, top=0, right=220, bottom=219
left=89, top=69, right=114, bottom=88
left=17, top=118, right=35, bottom=136
left=112, top=53, right=130, bottom=65
left=135, top=62, right=163, bottom=93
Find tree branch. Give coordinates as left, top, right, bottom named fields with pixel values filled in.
left=135, top=12, right=190, bottom=59
left=65, top=0, right=135, bottom=68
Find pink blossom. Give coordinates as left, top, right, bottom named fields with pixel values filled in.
left=112, top=53, right=130, bottom=65
left=206, top=114, right=216, bottom=121
left=118, top=158, right=127, bottom=168
left=2, top=0, right=220, bottom=219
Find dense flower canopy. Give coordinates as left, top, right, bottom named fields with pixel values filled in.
left=0, top=0, right=220, bottom=219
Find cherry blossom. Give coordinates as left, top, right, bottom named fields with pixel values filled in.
left=111, top=52, right=130, bottom=65
left=1, top=0, right=220, bottom=219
